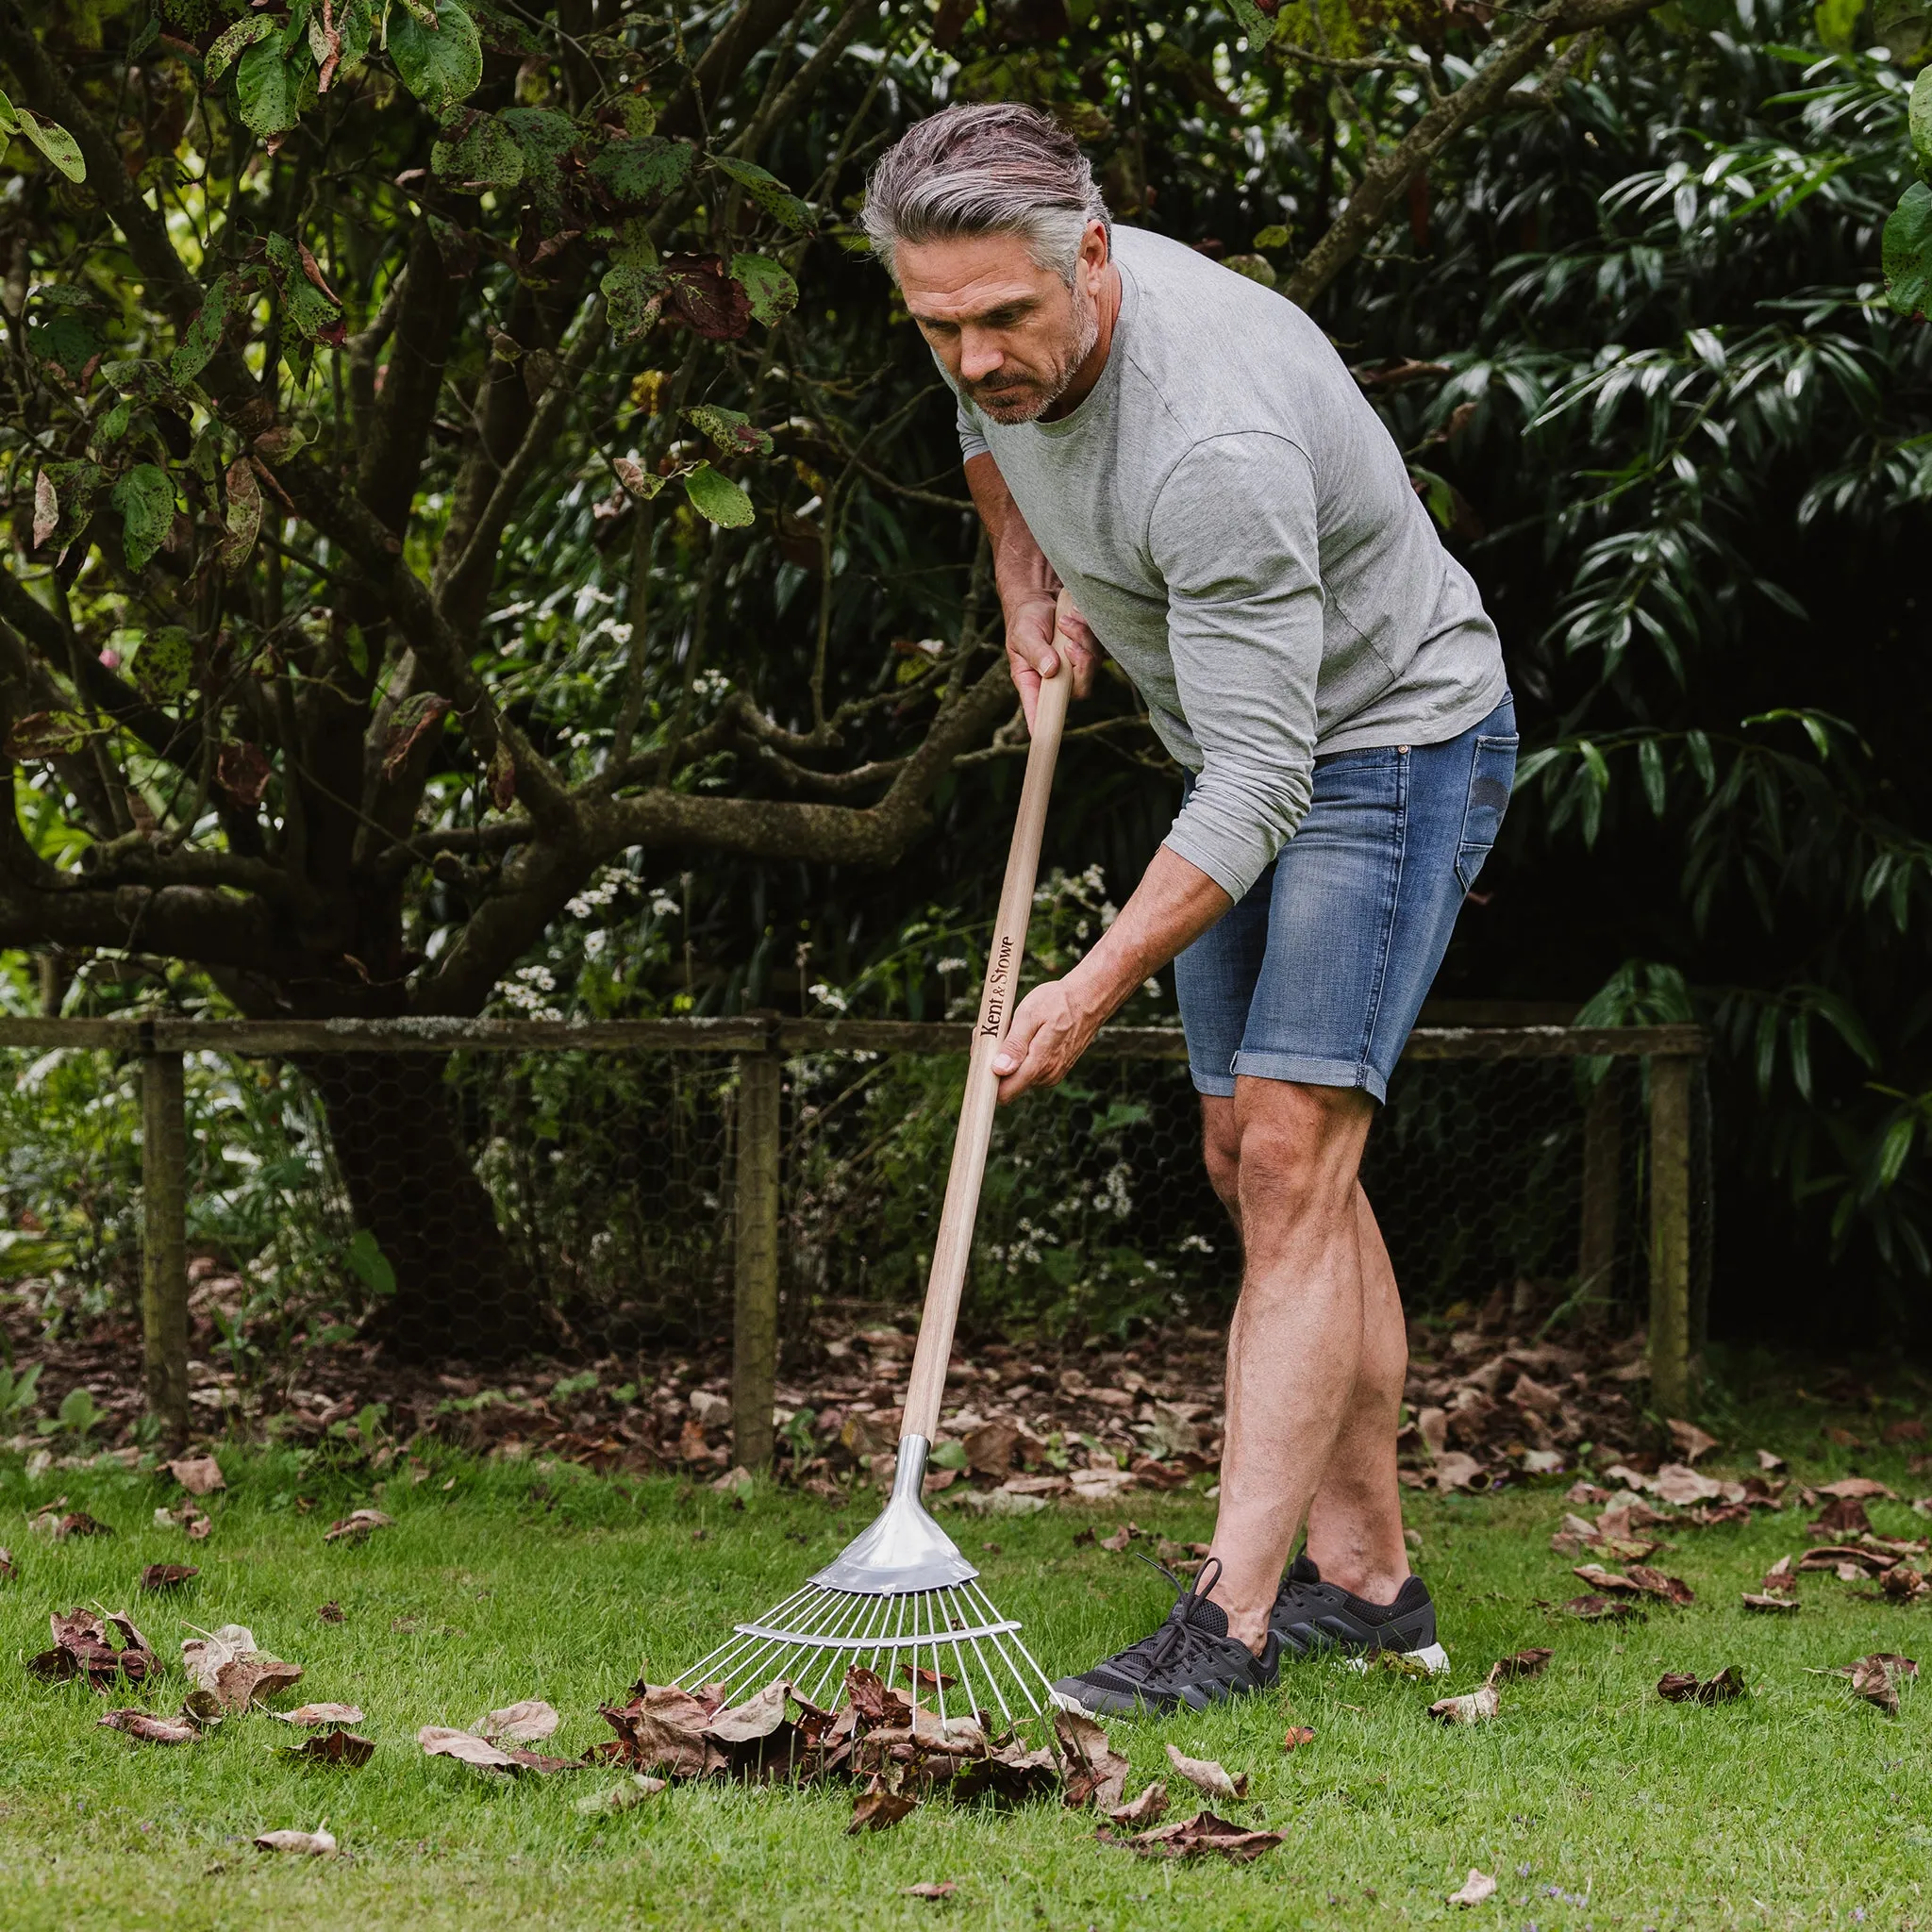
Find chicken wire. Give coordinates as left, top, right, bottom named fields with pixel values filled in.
left=1, top=1035, right=1707, bottom=1368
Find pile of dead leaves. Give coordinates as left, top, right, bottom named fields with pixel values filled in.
left=26, top=1607, right=158, bottom=1688
left=592, top=1667, right=1275, bottom=1860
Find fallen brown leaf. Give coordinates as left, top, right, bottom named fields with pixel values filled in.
left=324, top=1507, right=394, bottom=1543
left=140, top=1564, right=199, bottom=1592
left=1651, top=1463, right=1723, bottom=1506
left=1110, top=1780, right=1170, bottom=1825
left=1667, top=1419, right=1719, bottom=1463
left=98, top=1708, right=198, bottom=1745
left=1757, top=1448, right=1787, bottom=1472
left=275, top=1704, right=364, bottom=1727
left=181, top=1626, right=302, bottom=1711
left=898, top=1662, right=958, bottom=1692
left=1486, top=1648, right=1553, bottom=1685
left=44, top=1510, right=113, bottom=1541
left=1818, top=1476, right=1894, bottom=1500
left=903, top=1882, right=958, bottom=1900
left=1657, top=1665, right=1745, bottom=1705
left=1055, top=1707, right=1130, bottom=1810
left=1561, top=1592, right=1644, bottom=1622
left=575, top=1774, right=666, bottom=1814
left=1098, top=1807, right=1284, bottom=1863
left=0, top=1547, right=15, bottom=1583
left=1809, top=1496, right=1874, bottom=1536
left=1164, top=1740, right=1247, bottom=1799
left=848, top=1779, right=918, bottom=1834
left=1842, top=1653, right=1918, bottom=1714
left=318, top=1601, right=345, bottom=1624
left=253, top=1827, right=337, bottom=1857
left=27, top=1607, right=156, bottom=1690
left=168, top=1455, right=225, bottom=1496
left=1448, top=1868, right=1499, bottom=1907
left=476, top=1699, right=560, bottom=1745
left=1429, top=1683, right=1500, bottom=1724
left=420, top=1724, right=517, bottom=1771
left=1741, top=1592, right=1800, bottom=1613
left=279, top=1729, right=375, bottom=1769
left=1281, top=1725, right=1317, bottom=1752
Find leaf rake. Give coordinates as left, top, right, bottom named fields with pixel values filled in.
left=677, top=640, right=1075, bottom=1724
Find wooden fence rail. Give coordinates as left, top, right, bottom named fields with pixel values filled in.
left=0, top=1016, right=1707, bottom=1462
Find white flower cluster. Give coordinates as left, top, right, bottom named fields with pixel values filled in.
left=496, top=962, right=562, bottom=1022
left=565, top=867, right=630, bottom=920
left=807, top=981, right=850, bottom=1014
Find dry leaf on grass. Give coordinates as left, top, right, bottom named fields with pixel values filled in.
left=38, top=1510, right=113, bottom=1541
left=324, top=1508, right=393, bottom=1544
left=1840, top=1653, right=1918, bottom=1714
left=1651, top=1464, right=1723, bottom=1506
left=98, top=1708, right=198, bottom=1745
left=575, top=1774, right=667, bottom=1815
left=280, top=1729, right=375, bottom=1769
left=1164, top=1741, right=1247, bottom=1799
left=1573, top=1563, right=1692, bottom=1607
left=1281, top=1725, right=1316, bottom=1752
left=1657, top=1665, right=1746, bottom=1705
left=1667, top=1420, right=1719, bottom=1462
left=1110, top=1781, right=1169, bottom=1826
left=1818, top=1477, right=1894, bottom=1500
left=1561, top=1593, right=1644, bottom=1622
left=476, top=1699, right=559, bottom=1745
left=1054, top=1708, right=1130, bottom=1810
left=167, top=1455, right=225, bottom=1495
left=903, top=1882, right=958, bottom=1900
left=0, top=1546, right=13, bottom=1583
left=277, top=1704, right=364, bottom=1727
left=1448, top=1868, right=1498, bottom=1907
left=899, top=1662, right=958, bottom=1691
left=254, top=1827, right=337, bottom=1857
left=1434, top=1452, right=1485, bottom=1491
left=1757, top=1448, right=1787, bottom=1472
left=848, top=1778, right=918, bottom=1833
left=318, top=1601, right=345, bottom=1624
left=420, top=1725, right=516, bottom=1770
left=1741, top=1592, right=1800, bottom=1613
left=28, top=1607, right=157, bottom=1690
left=181, top=1626, right=302, bottom=1711
left=141, top=1564, right=199, bottom=1592
left=1097, top=1808, right=1284, bottom=1863
left=1429, top=1684, right=1500, bottom=1725
left=1486, top=1649, right=1553, bottom=1686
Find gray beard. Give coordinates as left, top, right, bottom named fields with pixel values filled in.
left=965, top=283, right=1101, bottom=425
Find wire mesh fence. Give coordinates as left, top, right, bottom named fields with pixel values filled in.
left=0, top=1016, right=1709, bottom=1452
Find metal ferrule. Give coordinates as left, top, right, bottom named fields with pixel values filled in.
left=808, top=1435, right=978, bottom=1594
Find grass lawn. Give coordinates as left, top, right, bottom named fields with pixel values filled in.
left=5, top=1416, right=1932, bottom=1931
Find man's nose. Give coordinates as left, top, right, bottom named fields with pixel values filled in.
left=958, top=329, right=1004, bottom=384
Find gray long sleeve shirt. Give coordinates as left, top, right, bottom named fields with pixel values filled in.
left=954, top=225, right=1507, bottom=903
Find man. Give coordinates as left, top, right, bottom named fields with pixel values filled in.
left=860, top=105, right=1515, bottom=1717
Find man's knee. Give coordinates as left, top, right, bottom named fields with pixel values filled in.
left=1199, top=1097, right=1241, bottom=1209
left=1232, top=1082, right=1372, bottom=1227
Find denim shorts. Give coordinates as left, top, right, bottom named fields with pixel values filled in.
left=1174, top=694, right=1518, bottom=1104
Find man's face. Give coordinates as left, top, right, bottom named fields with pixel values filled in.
left=896, top=223, right=1108, bottom=424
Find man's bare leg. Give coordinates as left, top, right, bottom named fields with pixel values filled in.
left=1198, top=1086, right=1410, bottom=1653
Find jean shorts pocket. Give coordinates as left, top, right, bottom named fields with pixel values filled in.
left=1456, top=733, right=1519, bottom=891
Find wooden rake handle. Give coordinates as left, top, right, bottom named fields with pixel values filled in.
left=900, top=611, right=1074, bottom=1444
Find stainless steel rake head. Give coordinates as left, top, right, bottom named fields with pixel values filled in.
left=674, top=1437, right=1058, bottom=1725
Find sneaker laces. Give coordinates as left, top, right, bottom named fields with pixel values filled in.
left=1099, top=1557, right=1233, bottom=1685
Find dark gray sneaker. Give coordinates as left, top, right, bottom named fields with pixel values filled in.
left=1050, top=1558, right=1281, bottom=1719
left=1270, top=1552, right=1448, bottom=1673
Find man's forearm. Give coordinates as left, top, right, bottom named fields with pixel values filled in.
left=1066, top=845, right=1232, bottom=1025
left=966, top=451, right=1057, bottom=608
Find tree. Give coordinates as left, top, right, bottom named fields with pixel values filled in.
left=0, top=0, right=1662, bottom=1354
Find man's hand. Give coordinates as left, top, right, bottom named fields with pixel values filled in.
left=991, top=977, right=1103, bottom=1103
left=1004, top=591, right=1098, bottom=733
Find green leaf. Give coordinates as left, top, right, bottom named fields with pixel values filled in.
left=264, top=234, right=342, bottom=343
left=235, top=40, right=315, bottom=138
left=1221, top=0, right=1281, bottom=45
left=710, top=154, right=814, bottom=231
left=389, top=0, right=484, bottom=117
left=346, top=1228, right=397, bottom=1297
left=1638, top=737, right=1667, bottom=817
left=499, top=108, right=577, bottom=220
left=1813, top=0, right=1864, bottom=50
left=601, top=262, right=665, bottom=341
left=134, top=625, right=194, bottom=704
left=206, top=13, right=276, bottom=81
left=1685, top=728, right=1715, bottom=791
left=1912, top=65, right=1932, bottom=169
left=1253, top=224, right=1291, bottom=250
left=730, top=252, right=797, bottom=326
left=171, top=272, right=243, bottom=384
left=0, top=87, right=17, bottom=138
left=590, top=135, right=694, bottom=207
left=15, top=110, right=86, bottom=184
left=110, top=463, right=175, bottom=572
left=1878, top=1115, right=1917, bottom=1190
left=681, top=461, right=754, bottom=528
left=431, top=112, right=525, bottom=191
left=612, top=456, right=669, bottom=500
left=685, top=404, right=773, bottom=458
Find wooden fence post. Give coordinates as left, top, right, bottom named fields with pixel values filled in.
left=141, top=1042, right=191, bottom=1450
left=1577, top=1067, right=1620, bottom=1324
left=731, top=1024, right=783, bottom=1474
left=1647, top=1054, right=1693, bottom=1417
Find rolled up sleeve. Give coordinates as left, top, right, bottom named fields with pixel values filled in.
left=956, top=396, right=991, bottom=465
left=1149, top=432, right=1324, bottom=903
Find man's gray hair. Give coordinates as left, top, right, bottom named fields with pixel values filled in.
left=861, top=103, right=1110, bottom=285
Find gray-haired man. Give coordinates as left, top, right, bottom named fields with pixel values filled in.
left=862, top=105, right=1513, bottom=1716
